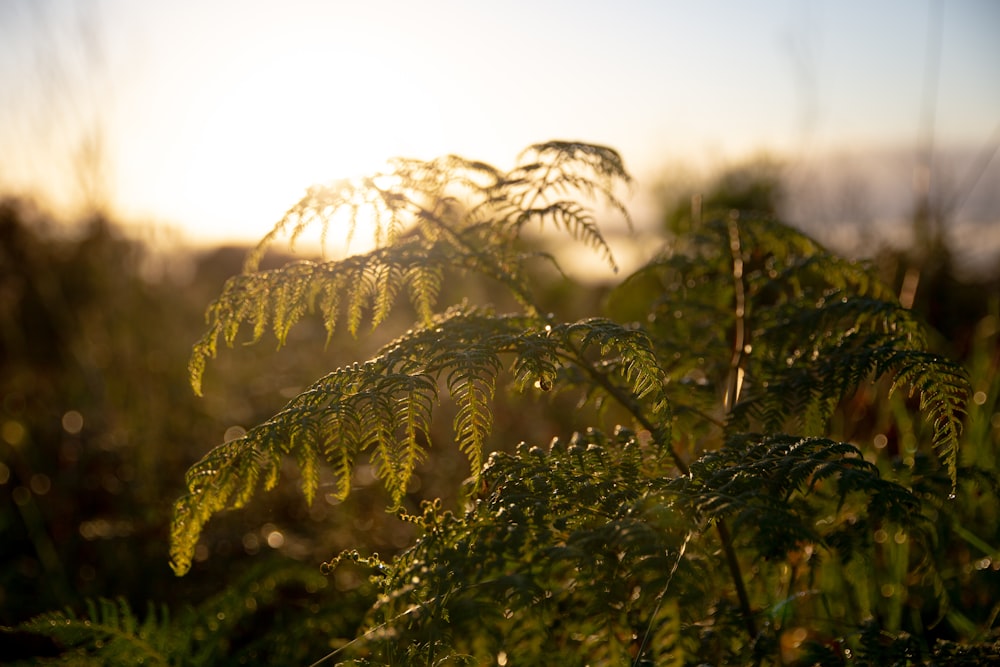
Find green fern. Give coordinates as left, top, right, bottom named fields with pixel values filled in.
left=5, top=597, right=173, bottom=666
left=166, top=142, right=977, bottom=664
left=189, top=141, right=629, bottom=396
left=173, top=143, right=647, bottom=575
left=172, top=304, right=672, bottom=575
left=668, top=433, right=927, bottom=561
left=611, top=212, right=970, bottom=482
left=320, top=428, right=693, bottom=665
left=3, top=559, right=351, bottom=666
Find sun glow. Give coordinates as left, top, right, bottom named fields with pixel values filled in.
left=259, top=171, right=412, bottom=261
left=123, top=29, right=446, bottom=249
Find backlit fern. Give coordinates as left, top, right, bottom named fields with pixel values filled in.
left=173, top=142, right=649, bottom=575
left=167, top=142, right=976, bottom=664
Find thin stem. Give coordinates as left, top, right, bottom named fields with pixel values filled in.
left=556, top=343, right=687, bottom=475
left=717, top=211, right=759, bottom=640
left=725, top=210, right=748, bottom=411
left=420, top=204, right=543, bottom=318
left=716, top=518, right=757, bottom=640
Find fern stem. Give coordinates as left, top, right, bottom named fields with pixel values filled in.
left=634, top=529, right=693, bottom=664
left=674, top=402, right=727, bottom=430
left=724, top=210, right=748, bottom=410
left=716, top=518, right=758, bottom=640
left=557, top=345, right=687, bottom=474
left=419, top=203, right=542, bottom=317
left=719, top=211, right=759, bottom=641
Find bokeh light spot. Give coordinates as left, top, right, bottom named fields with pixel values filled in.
left=266, top=530, right=285, bottom=549
left=2, top=420, right=26, bottom=446
left=12, top=486, right=32, bottom=505
left=62, top=410, right=84, bottom=434
left=29, top=474, right=51, bottom=496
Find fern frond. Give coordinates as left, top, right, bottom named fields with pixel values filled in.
left=509, top=328, right=561, bottom=392
left=345, top=260, right=376, bottom=336
left=190, top=242, right=435, bottom=393
left=513, top=141, right=633, bottom=222
left=763, top=252, right=898, bottom=303
left=887, top=351, right=969, bottom=487
left=319, top=396, right=365, bottom=501
left=753, top=295, right=926, bottom=362
left=270, top=260, right=317, bottom=344
left=189, top=144, right=634, bottom=395
left=404, top=262, right=443, bottom=327
left=246, top=174, right=429, bottom=272
left=171, top=436, right=280, bottom=574
left=363, top=372, right=436, bottom=506
left=445, top=351, right=500, bottom=476
left=737, top=297, right=970, bottom=485
left=511, top=200, right=620, bottom=271
left=670, top=434, right=926, bottom=560
left=613, top=212, right=970, bottom=482
left=559, top=318, right=672, bottom=438
left=176, top=304, right=681, bottom=574
left=289, top=418, right=320, bottom=505
left=244, top=142, right=629, bottom=276
left=338, top=428, right=692, bottom=665
left=608, top=238, right=736, bottom=428
left=10, top=597, right=173, bottom=665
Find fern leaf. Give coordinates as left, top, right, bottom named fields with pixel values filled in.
left=512, top=200, right=619, bottom=271
left=371, top=262, right=403, bottom=330
left=887, top=351, right=969, bottom=488
left=11, top=597, right=172, bottom=665
left=509, top=329, right=561, bottom=391
left=513, top=141, right=633, bottom=223
left=445, top=350, right=500, bottom=476
left=178, top=303, right=683, bottom=574
left=171, top=436, right=279, bottom=574
left=671, top=434, right=926, bottom=560
left=271, top=261, right=317, bottom=345
left=177, top=143, right=643, bottom=573
left=188, top=328, right=216, bottom=397
left=346, top=260, right=375, bottom=337
left=318, top=272, right=345, bottom=344
left=562, top=318, right=672, bottom=436
left=350, top=427, right=688, bottom=664
left=363, top=387, right=404, bottom=502
left=363, top=372, right=436, bottom=506
left=405, top=262, right=443, bottom=327
left=398, top=378, right=437, bottom=481
left=289, top=419, right=320, bottom=505
left=615, top=211, right=971, bottom=480
left=320, top=397, right=365, bottom=501
left=173, top=355, right=443, bottom=573
left=188, top=143, right=634, bottom=394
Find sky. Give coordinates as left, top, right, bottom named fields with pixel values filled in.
left=1, top=0, right=998, bottom=249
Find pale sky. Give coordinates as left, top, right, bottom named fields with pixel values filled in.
left=1, top=0, right=998, bottom=246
